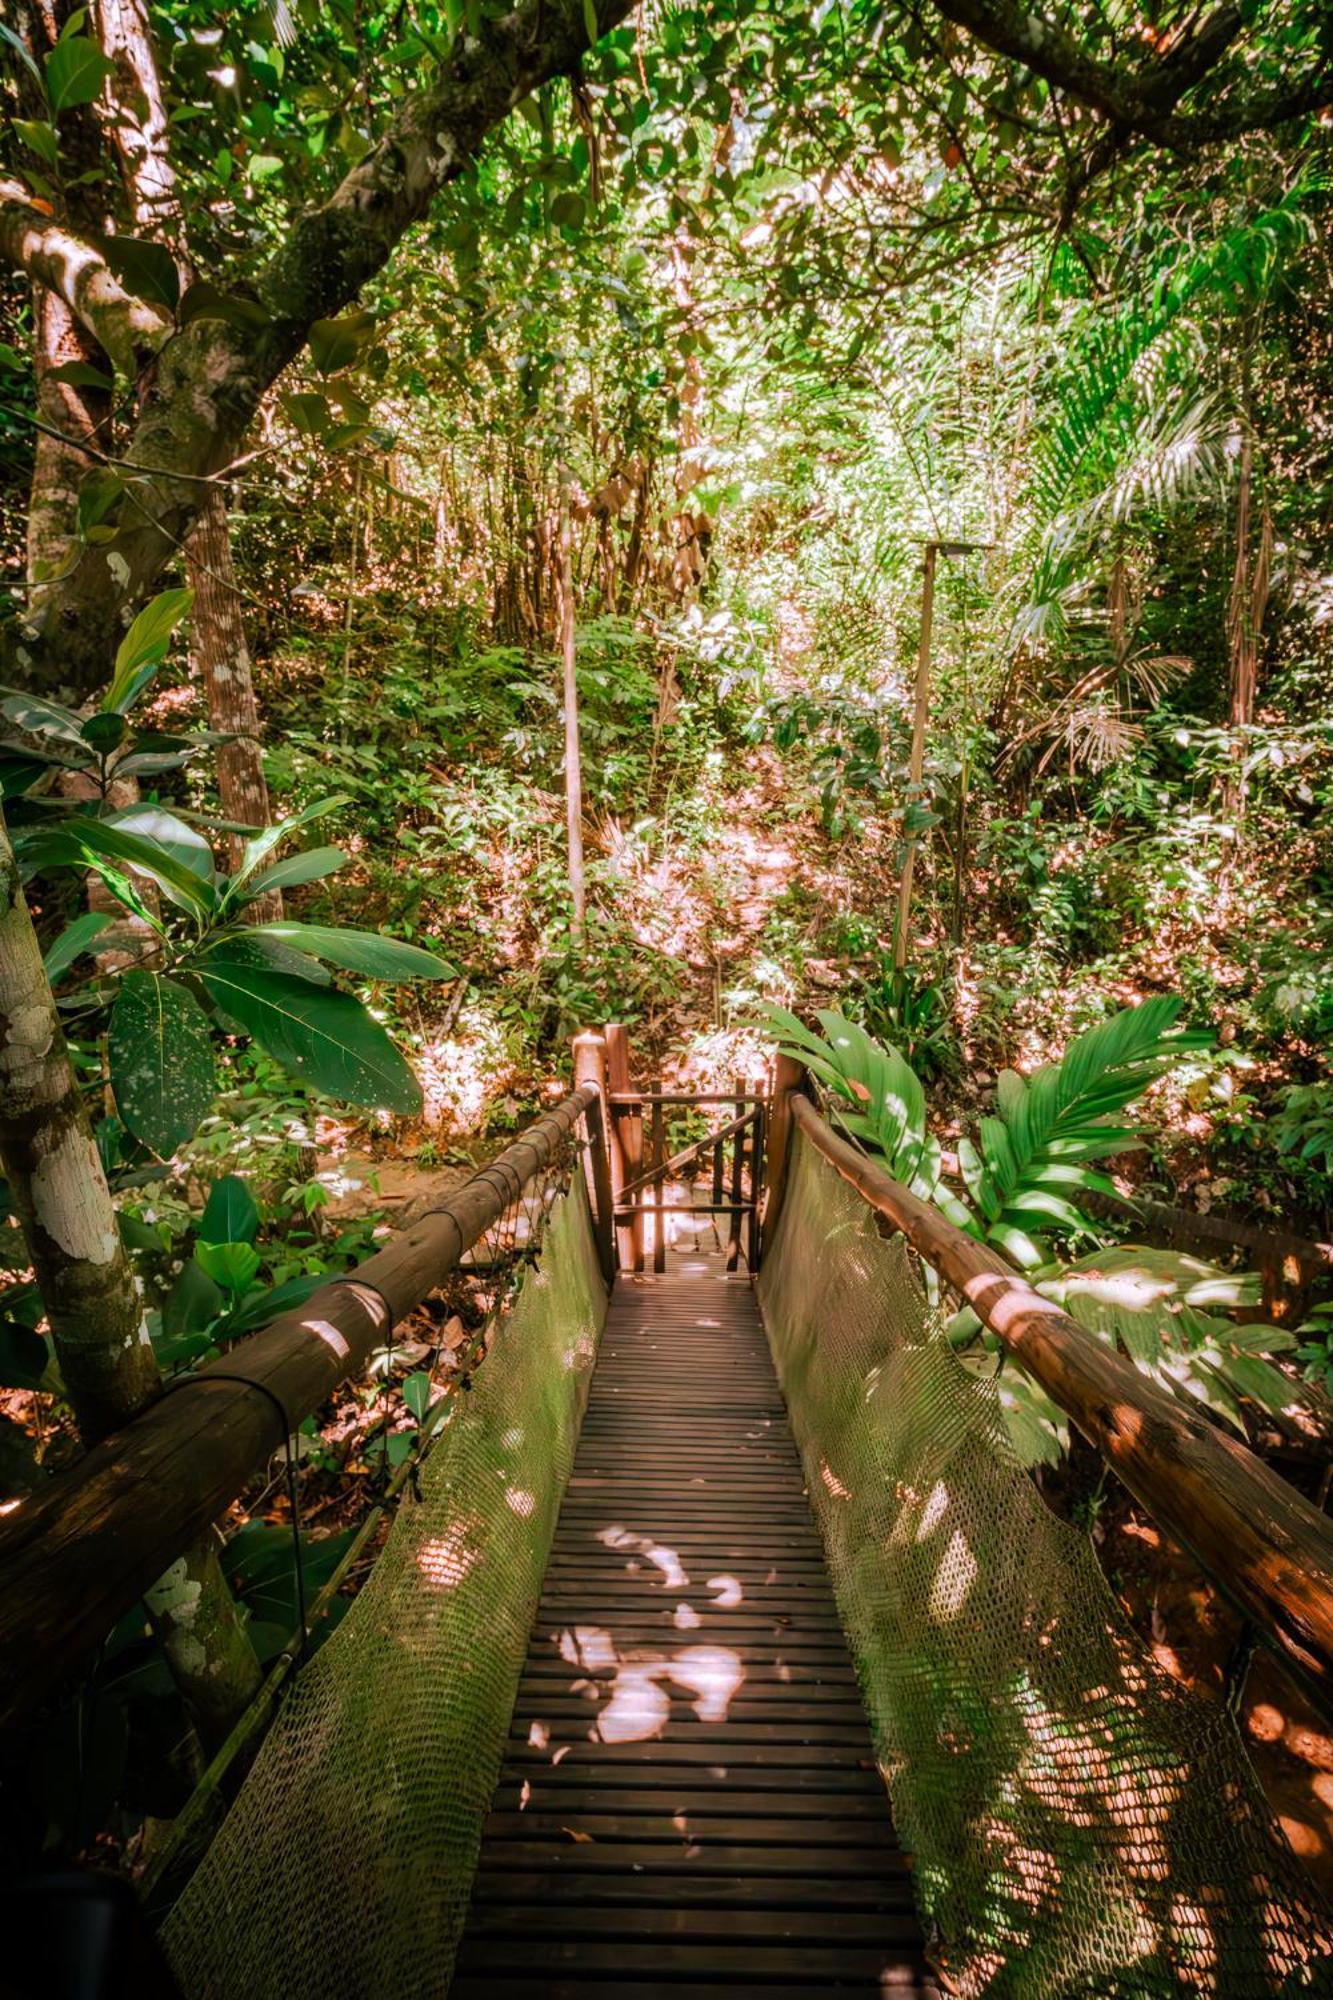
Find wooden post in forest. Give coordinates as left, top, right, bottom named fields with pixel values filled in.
left=894, top=542, right=938, bottom=972
left=761, top=1053, right=806, bottom=1257
left=605, top=1022, right=643, bottom=1271
left=571, top=1030, right=615, bottom=1284
left=558, top=467, right=586, bottom=943
left=894, top=539, right=991, bottom=970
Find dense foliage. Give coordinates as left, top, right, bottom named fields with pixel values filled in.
left=0, top=0, right=1329, bottom=1891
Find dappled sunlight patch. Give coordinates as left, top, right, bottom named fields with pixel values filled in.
left=415, top=1517, right=482, bottom=1591
left=927, top=1528, right=978, bottom=1621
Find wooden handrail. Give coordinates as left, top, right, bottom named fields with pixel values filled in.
left=608, top=1091, right=765, bottom=1106
left=789, top=1095, right=1333, bottom=1718
left=618, top=1106, right=758, bottom=1199
left=0, top=1086, right=602, bottom=1734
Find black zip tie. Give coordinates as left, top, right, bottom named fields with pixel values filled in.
left=164, top=1370, right=309, bottom=1663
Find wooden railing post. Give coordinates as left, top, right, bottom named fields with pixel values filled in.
left=746, top=1082, right=765, bottom=1273
left=572, top=1030, right=615, bottom=1285
left=605, top=1022, right=643, bottom=1272
left=759, top=1053, right=805, bottom=1261
left=649, top=1080, right=666, bottom=1274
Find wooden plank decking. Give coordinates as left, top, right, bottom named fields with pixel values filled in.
left=454, top=1257, right=936, bottom=1997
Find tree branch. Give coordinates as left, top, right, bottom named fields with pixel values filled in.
left=5, top=0, right=634, bottom=696
left=926, top=0, right=1328, bottom=148
left=0, top=184, right=169, bottom=372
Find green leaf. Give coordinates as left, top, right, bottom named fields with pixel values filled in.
left=282, top=391, right=331, bottom=439
left=163, top=1257, right=224, bottom=1337
left=109, top=971, right=217, bottom=1156
left=20, top=814, right=213, bottom=918
left=109, top=587, right=193, bottom=709
left=195, top=1239, right=263, bottom=1294
left=199, top=948, right=421, bottom=1114
left=178, top=281, right=271, bottom=331
left=222, top=1273, right=325, bottom=1335
left=239, top=845, right=348, bottom=902
left=1, top=691, right=86, bottom=747
left=243, top=922, right=455, bottom=982
left=403, top=1371, right=432, bottom=1420
left=223, top=1522, right=357, bottom=1631
left=45, top=33, right=113, bottom=113
left=551, top=190, right=586, bottom=229
left=50, top=360, right=113, bottom=393
left=107, top=806, right=214, bottom=890
left=223, top=933, right=332, bottom=985
left=14, top=117, right=60, bottom=166
left=81, top=710, right=128, bottom=755
left=582, top=0, right=599, bottom=41
left=42, top=910, right=113, bottom=982
left=199, top=1174, right=259, bottom=1246
left=309, top=309, right=376, bottom=376
left=229, top=796, right=349, bottom=896
left=97, top=233, right=179, bottom=311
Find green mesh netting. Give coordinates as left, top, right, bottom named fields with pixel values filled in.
left=758, top=1130, right=1333, bottom=1999
left=161, top=1170, right=607, bottom=2000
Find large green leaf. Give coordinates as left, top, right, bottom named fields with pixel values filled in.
left=45, top=33, right=113, bottom=112
left=43, top=910, right=113, bottom=982
left=109, top=971, right=217, bottom=1155
left=199, top=1174, right=259, bottom=1247
left=108, top=587, right=193, bottom=709
left=163, top=1257, right=224, bottom=1338
left=239, top=845, right=348, bottom=902
left=228, top=796, right=350, bottom=899
left=243, top=922, right=455, bottom=981
left=195, top=1239, right=263, bottom=1294
left=19, top=815, right=213, bottom=919
left=96, top=235, right=180, bottom=314
left=106, top=806, right=215, bottom=902
left=1, top=691, right=86, bottom=748
left=199, top=948, right=421, bottom=1113
left=0, top=1321, right=54, bottom=1392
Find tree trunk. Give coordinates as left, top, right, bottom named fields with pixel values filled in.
left=184, top=487, right=281, bottom=905
left=0, top=817, right=157, bottom=1432
left=1224, top=403, right=1272, bottom=822
left=0, top=812, right=261, bottom=1743
left=558, top=472, right=586, bottom=943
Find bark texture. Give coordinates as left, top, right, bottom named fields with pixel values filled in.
left=0, top=814, right=157, bottom=1436
left=185, top=487, right=281, bottom=903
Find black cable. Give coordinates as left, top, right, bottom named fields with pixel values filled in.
left=163, top=1372, right=309, bottom=1662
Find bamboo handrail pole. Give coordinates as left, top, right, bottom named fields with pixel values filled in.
left=608, top=1091, right=766, bottom=1106
left=790, top=1096, right=1333, bottom=1716
left=0, top=1086, right=598, bottom=1733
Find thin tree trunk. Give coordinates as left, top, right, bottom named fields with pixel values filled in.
left=185, top=488, right=281, bottom=907
left=1223, top=345, right=1272, bottom=825
left=558, top=471, right=586, bottom=943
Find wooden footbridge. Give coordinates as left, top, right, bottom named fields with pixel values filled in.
left=3, top=1027, right=1333, bottom=1996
